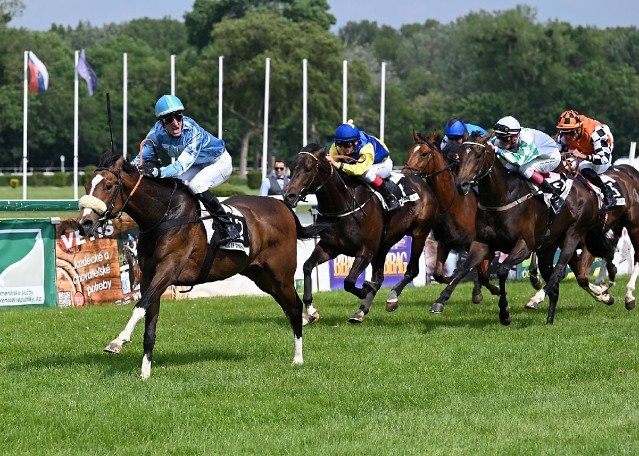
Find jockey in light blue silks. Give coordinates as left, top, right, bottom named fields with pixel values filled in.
left=131, top=94, right=240, bottom=241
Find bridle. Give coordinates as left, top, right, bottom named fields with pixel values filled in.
left=294, top=150, right=371, bottom=218
left=402, top=140, right=459, bottom=179
left=459, top=140, right=496, bottom=187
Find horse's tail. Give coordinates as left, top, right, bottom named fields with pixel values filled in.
left=288, top=206, right=331, bottom=240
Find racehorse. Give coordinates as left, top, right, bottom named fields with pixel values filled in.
left=526, top=163, right=639, bottom=311
left=77, top=151, right=327, bottom=379
left=402, top=130, right=500, bottom=303
left=432, top=133, right=615, bottom=324
left=282, top=143, right=439, bottom=323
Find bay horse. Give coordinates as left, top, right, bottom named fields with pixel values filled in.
left=282, top=143, right=439, bottom=323
left=526, top=163, right=639, bottom=311
left=402, top=130, right=500, bottom=303
left=77, top=152, right=327, bottom=379
left=432, top=133, right=615, bottom=324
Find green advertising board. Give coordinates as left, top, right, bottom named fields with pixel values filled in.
left=0, top=218, right=57, bottom=307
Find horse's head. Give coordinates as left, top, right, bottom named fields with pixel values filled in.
left=77, top=152, right=138, bottom=237
left=403, top=130, right=445, bottom=177
left=283, top=143, right=331, bottom=208
left=455, top=132, right=494, bottom=196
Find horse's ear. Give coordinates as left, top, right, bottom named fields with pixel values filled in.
left=480, top=132, right=492, bottom=143
left=427, top=130, right=439, bottom=144
left=318, top=147, right=327, bottom=157
left=462, top=130, right=469, bottom=141
left=413, top=129, right=420, bottom=143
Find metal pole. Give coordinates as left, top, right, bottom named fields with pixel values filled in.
left=303, top=58, right=308, bottom=146
left=218, top=56, right=224, bottom=138
left=122, top=53, right=128, bottom=158
left=342, top=60, right=348, bottom=123
left=262, top=58, right=271, bottom=180
left=380, top=61, right=386, bottom=142
left=22, top=51, right=28, bottom=200
left=73, top=50, right=79, bottom=199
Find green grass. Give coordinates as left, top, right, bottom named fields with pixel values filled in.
left=1, top=279, right=638, bottom=455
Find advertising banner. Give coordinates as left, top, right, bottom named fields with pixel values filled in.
left=0, top=218, right=57, bottom=307
left=328, top=236, right=414, bottom=290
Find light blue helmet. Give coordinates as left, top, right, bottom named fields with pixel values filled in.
left=155, top=95, right=184, bottom=118
left=334, top=119, right=360, bottom=142
left=444, top=118, right=467, bottom=137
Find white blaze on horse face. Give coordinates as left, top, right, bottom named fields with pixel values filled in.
left=83, top=174, right=105, bottom=216
left=412, top=145, right=421, bottom=154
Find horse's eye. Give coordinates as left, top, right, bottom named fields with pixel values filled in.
left=105, top=184, right=113, bottom=191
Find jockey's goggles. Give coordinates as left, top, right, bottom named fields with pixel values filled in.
left=562, top=129, right=579, bottom=137
left=495, top=134, right=515, bottom=143
left=447, top=135, right=463, bottom=141
left=336, top=140, right=356, bottom=148
left=160, top=112, right=184, bottom=124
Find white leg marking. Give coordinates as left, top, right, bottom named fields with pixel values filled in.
left=141, top=353, right=152, bottom=380
left=626, top=262, right=639, bottom=302
left=292, top=336, right=303, bottom=365
left=115, top=306, right=146, bottom=344
left=526, top=289, right=546, bottom=308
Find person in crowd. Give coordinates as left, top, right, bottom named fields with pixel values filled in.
left=132, top=94, right=240, bottom=242
left=556, top=109, right=615, bottom=209
left=326, top=119, right=401, bottom=211
left=259, top=160, right=289, bottom=196
left=490, top=115, right=563, bottom=214
left=440, top=118, right=488, bottom=155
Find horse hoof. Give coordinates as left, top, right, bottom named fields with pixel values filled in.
left=386, top=299, right=399, bottom=312
left=104, top=342, right=122, bottom=354
left=605, top=295, right=615, bottom=306
left=302, top=311, right=320, bottom=326
left=430, top=303, right=444, bottom=314
left=500, top=314, right=512, bottom=326
left=524, top=302, right=538, bottom=310
left=348, top=313, right=364, bottom=324
left=472, top=293, right=483, bottom=304
left=625, top=299, right=636, bottom=310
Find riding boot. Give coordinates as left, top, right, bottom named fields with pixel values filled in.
left=377, top=179, right=401, bottom=211
left=582, top=168, right=615, bottom=209
left=197, top=191, right=241, bottom=242
left=538, top=180, right=564, bottom=215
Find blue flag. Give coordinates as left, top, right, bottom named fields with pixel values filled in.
left=76, top=49, right=98, bottom=96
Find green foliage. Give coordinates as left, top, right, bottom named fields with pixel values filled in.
left=246, top=169, right=263, bottom=189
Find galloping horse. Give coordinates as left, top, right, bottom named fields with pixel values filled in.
left=527, top=163, right=639, bottom=311
left=77, top=152, right=326, bottom=379
left=283, top=143, right=439, bottom=323
left=432, top=133, right=615, bottom=324
left=402, top=130, right=500, bottom=303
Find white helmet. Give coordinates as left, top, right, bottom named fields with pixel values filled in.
left=493, top=116, right=521, bottom=137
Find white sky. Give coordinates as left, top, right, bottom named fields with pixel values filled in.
left=9, top=0, right=638, bottom=31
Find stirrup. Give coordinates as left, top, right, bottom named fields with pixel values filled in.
left=385, top=197, right=400, bottom=211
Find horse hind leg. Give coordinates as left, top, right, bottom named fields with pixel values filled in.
left=386, top=232, right=428, bottom=312
left=625, top=262, right=639, bottom=310
left=350, top=252, right=386, bottom=323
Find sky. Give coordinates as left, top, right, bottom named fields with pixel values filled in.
left=8, top=0, right=638, bottom=31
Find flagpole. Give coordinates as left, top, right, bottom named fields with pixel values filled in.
left=73, top=50, right=79, bottom=200
left=261, top=57, right=270, bottom=181
left=22, top=51, right=28, bottom=200
left=122, top=53, right=127, bottom=158
left=218, top=56, right=223, bottom=138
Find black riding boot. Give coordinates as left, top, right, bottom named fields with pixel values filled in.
left=581, top=168, right=615, bottom=209
left=197, top=191, right=241, bottom=242
left=377, top=179, right=401, bottom=211
left=538, top=180, right=563, bottom=214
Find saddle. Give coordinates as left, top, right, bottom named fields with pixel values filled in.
left=370, top=173, right=420, bottom=211
left=199, top=202, right=250, bottom=253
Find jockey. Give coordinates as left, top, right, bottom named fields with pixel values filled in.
left=132, top=94, right=240, bottom=242
left=327, top=119, right=400, bottom=211
left=490, top=116, right=564, bottom=214
left=556, top=109, right=615, bottom=209
left=440, top=118, right=488, bottom=155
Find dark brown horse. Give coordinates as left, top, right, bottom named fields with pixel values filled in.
left=526, top=163, right=639, bottom=311
left=282, top=143, right=439, bottom=323
left=77, top=152, right=326, bottom=379
left=433, top=134, right=615, bottom=324
left=402, top=130, right=500, bottom=303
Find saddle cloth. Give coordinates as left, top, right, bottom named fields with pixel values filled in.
left=199, top=202, right=250, bottom=254
left=372, top=173, right=421, bottom=211
left=526, top=172, right=573, bottom=211
left=593, top=174, right=626, bottom=208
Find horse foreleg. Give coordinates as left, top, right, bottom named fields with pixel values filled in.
left=528, top=252, right=543, bottom=290
left=301, top=245, right=332, bottom=325
left=432, top=245, right=453, bottom=284
left=431, top=241, right=492, bottom=313
left=625, top=262, right=639, bottom=310
left=104, top=306, right=146, bottom=354
left=386, top=232, right=428, bottom=312
left=546, top=235, right=583, bottom=324
left=525, top=248, right=555, bottom=309
left=497, top=271, right=512, bottom=326
left=350, top=254, right=385, bottom=323
left=344, top=254, right=375, bottom=300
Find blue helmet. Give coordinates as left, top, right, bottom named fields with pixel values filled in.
left=334, top=120, right=360, bottom=142
left=444, top=118, right=467, bottom=137
left=155, top=95, right=184, bottom=118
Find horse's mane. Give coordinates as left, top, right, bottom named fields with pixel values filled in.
left=96, top=150, right=188, bottom=191
left=300, top=143, right=326, bottom=155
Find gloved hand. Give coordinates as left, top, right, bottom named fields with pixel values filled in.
left=138, top=162, right=160, bottom=177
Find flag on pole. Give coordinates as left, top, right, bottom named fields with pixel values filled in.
left=28, top=51, right=49, bottom=93
left=76, top=49, right=98, bottom=96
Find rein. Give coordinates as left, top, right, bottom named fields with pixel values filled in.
left=296, top=150, right=372, bottom=218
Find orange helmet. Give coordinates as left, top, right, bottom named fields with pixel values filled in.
left=556, top=110, right=582, bottom=130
